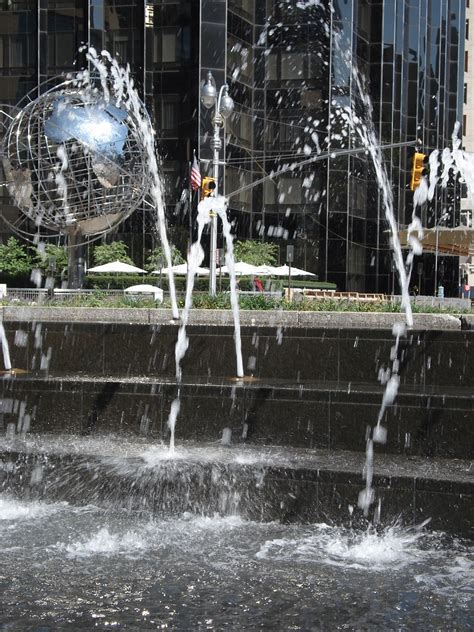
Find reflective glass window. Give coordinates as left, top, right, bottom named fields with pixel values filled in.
left=281, top=53, right=305, bottom=80
left=90, top=0, right=104, bottom=29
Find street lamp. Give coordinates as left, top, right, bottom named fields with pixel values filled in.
left=200, top=71, right=234, bottom=295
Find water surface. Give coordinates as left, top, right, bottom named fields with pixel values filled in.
left=1, top=495, right=472, bottom=630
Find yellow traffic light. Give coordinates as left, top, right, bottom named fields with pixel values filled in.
left=410, top=152, right=426, bottom=191
left=201, top=176, right=216, bottom=199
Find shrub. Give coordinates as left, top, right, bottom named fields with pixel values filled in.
left=0, top=237, right=32, bottom=277
left=93, top=241, right=133, bottom=265
left=35, top=244, right=68, bottom=275
left=233, top=240, right=279, bottom=265
left=146, top=245, right=185, bottom=271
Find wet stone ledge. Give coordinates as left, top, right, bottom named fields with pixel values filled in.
left=2, top=321, right=472, bottom=385
left=0, top=306, right=464, bottom=330
left=0, top=443, right=471, bottom=537
left=1, top=376, right=472, bottom=460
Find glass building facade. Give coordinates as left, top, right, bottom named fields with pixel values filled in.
left=0, top=0, right=466, bottom=293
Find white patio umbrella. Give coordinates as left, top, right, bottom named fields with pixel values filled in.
left=87, top=260, right=147, bottom=274
left=217, top=261, right=266, bottom=276
left=151, top=263, right=210, bottom=275
left=272, top=265, right=316, bottom=277
left=254, top=265, right=278, bottom=276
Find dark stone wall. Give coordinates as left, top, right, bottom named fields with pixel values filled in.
left=2, top=321, right=473, bottom=387
left=1, top=449, right=471, bottom=536
left=0, top=321, right=472, bottom=459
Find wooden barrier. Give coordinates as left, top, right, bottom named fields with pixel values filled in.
left=285, top=288, right=386, bottom=303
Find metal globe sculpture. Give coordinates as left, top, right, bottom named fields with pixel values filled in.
left=2, top=74, right=149, bottom=241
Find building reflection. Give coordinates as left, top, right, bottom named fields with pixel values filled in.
left=0, top=0, right=465, bottom=294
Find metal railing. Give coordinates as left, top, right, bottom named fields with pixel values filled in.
left=4, top=288, right=125, bottom=304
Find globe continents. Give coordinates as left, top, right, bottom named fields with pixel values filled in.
left=2, top=79, right=148, bottom=237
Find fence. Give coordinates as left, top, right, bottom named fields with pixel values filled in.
left=286, top=288, right=386, bottom=303
left=2, top=287, right=207, bottom=304
left=391, top=295, right=471, bottom=311
left=4, top=288, right=125, bottom=304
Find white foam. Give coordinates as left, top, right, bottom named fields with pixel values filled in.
left=60, top=515, right=249, bottom=559
left=180, top=514, right=246, bottom=529
left=256, top=524, right=430, bottom=571
left=62, top=526, right=150, bottom=558
left=0, top=496, right=66, bottom=521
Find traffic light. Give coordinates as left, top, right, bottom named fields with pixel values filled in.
left=201, top=176, right=216, bottom=199
left=410, top=152, right=426, bottom=191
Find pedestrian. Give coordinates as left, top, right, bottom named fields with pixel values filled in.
left=254, top=277, right=264, bottom=293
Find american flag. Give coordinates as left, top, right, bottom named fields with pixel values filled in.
left=190, top=155, right=201, bottom=191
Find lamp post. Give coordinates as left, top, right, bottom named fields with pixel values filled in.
left=200, top=71, right=234, bottom=295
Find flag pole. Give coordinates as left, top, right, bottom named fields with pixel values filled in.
left=188, top=158, right=193, bottom=250
left=189, top=150, right=202, bottom=253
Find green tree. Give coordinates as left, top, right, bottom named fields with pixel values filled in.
left=146, top=245, right=185, bottom=271
left=0, top=237, right=32, bottom=276
left=93, top=241, right=133, bottom=266
left=233, top=240, right=279, bottom=265
left=35, top=244, right=68, bottom=274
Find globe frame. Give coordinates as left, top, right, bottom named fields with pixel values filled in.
left=1, top=75, right=150, bottom=245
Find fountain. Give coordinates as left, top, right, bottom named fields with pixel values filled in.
left=0, top=18, right=472, bottom=632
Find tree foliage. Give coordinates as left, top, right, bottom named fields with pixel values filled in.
left=36, top=244, right=68, bottom=273
left=0, top=237, right=33, bottom=276
left=93, top=241, right=133, bottom=265
left=146, top=245, right=185, bottom=271
left=233, top=240, right=279, bottom=265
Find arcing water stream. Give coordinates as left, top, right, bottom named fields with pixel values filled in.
left=85, top=48, right=180, bottom=321
left=0, top=323, right=12, bottom=372
left=250, top=4, right=427, bottom=520
left=250, top=3, right=472, bottom=522
left=85, top=51, right=245, bottom=451
left=337, top=55, right=426, bottom=516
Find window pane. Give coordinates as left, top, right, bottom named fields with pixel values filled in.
left=162, top=103, right=175, bottom=129
left=162, top=31, right=177, bottom=63
left=266, top=53, right=278, bottom=80
left=10, top=36, right=25, bottom=66
left=55, top=32, right=74, bottom=67
left=281, top=53, right=305, bottom=79
left=113, top=34, right=128, bottom=60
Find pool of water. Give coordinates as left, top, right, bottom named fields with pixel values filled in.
left=1, top=495, right=472, bottom=630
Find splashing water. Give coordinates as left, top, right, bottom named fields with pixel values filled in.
left=257, top=10, right=431, bottom=519
left=213, top=196, right=244, bottom=378
left=330, top=50, right=429, bottom=517
left=84, top=48, right=179, bottom=319
left=428, top=121, right=474, bottom=212
left=0, top=496, right=66, bottom=520
left=61, top=525, right=151, bottom=558
left=258, top=7, right=424, bottom=517
left=175, top=199, right=213, bottom=383
left=165, top=198, right=212, bottom=452
left=176, top=194, right=243, bottom=379
left=78, top=51, right=247, bottom=453
left=1, top=495, right=470, bottom=629
left=166, top=194, right=244, bottom=451
left=77, top=49, right=205, bottom=452
left=338, top=61, right=420, bottom=328
left=256, top=521, right=433, bottom=572
left=0, top=323, right=12, bottom=371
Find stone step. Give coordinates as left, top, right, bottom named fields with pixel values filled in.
left=2, top=321, right=472, bottom=389
left=2, top=375, right=472, bottom=459
left=0, top=437, right=471, bottom=536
